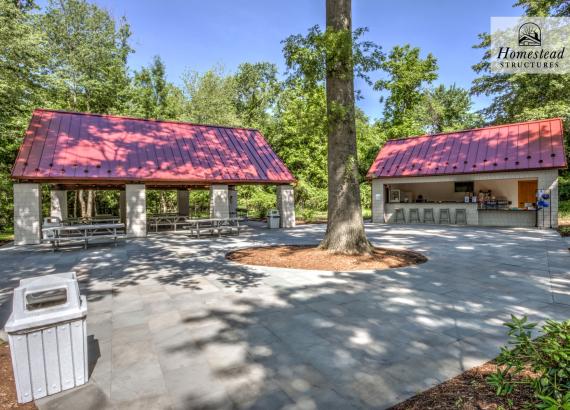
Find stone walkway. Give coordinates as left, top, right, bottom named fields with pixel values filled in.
left=0, top=223, right=569, bottom=409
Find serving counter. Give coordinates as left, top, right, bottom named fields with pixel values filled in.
left=384, top=202, right=536, bottom=227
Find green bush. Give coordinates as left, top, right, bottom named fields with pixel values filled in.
left=560, top=175, right=570, bottom=202
left=487, top=315, right=570, bottom=409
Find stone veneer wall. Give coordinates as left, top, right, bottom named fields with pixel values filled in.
left=14, top=183, right=42, bottom=245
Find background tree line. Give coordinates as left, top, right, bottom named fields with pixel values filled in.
left=0, top=0, right=568, bottom=232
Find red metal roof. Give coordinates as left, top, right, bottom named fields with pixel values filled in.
left=12, top=109, right=295, bottom=185
left=367, top=118, right=567, bottom=179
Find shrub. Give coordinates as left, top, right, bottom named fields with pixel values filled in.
left=487, top=315, right=570, bottom=409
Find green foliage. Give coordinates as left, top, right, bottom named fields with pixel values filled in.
left=129, top=56, right=184, bottom=120
left=233, top=62, right=279, bottom=129
left=282, top=25, right=383, bottom=90
left=238, top=186, right=275, bottom=218
left=514, top=0, right=570, bottom=17
left=420, top=84, right=484, bottom=134
left=374, top=45, right=438, bottom=138
left=487, top=315, right=570, bottom=409
left=471, top=1, right=570, bottom=158
left=42, top=0, right=132, bottom=113
left=181, top=65, right=239, bottom=126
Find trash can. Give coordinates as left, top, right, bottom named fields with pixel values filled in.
left=267, top=209, right=280, bottom=229
left=5, top=272, right=88, bottom=403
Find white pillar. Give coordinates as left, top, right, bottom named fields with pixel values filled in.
left=371, top=179, right=386, bottom=223
left=119, top=191, right=126, bottom=224
left=277, top=185, right=295, bottom=228
left=14, top=183, right=42, bottom=245
left=228, top=186, right=238, bottom=218
left=210, top=185, right=229, bottom=219
left=126, top=184, right=146, bottom=237
left=177, top=189, right=190, bottom=217
left=50, top=190, right=67, bottom=221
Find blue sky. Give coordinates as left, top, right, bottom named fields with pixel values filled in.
left=60, top=0, right=525, bottom=120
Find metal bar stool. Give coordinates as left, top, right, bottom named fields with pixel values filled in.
left=394, top=208, right=406, bottom=224
left=455, top=208, right=467, bottom=225
left=439, top=208, right=451, bottom=224
left=423, top=208, right=435, bottom=224
left=409, top=208, right=421, bottom=223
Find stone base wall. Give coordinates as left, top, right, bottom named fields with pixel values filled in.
left=126, top=184, right=146, bottom=238
left=277, top=185, right=295, bottom=228
left=14, top=183, right=42, bottom=245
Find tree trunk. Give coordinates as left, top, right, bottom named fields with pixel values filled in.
left=87, top=190, right=94, bottom=217
left=73, top=190, right=78, bottom=218
left=319, top=0, right=372, bottom=255
left=79, top=190, right=87, bottom=218
left=160, top=192, right=167, bottom=214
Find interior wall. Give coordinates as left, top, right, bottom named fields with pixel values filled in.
left=388, top=177, right=536, bottom=204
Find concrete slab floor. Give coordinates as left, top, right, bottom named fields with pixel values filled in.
left=0, top=222, right=569, bottom=409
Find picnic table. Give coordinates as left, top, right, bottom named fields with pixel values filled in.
left=42, top=223, right=126, bottom=250
left=64, top=216, right=121, bottom=225
left=184, top=218, right=242, bottom=238
left=147, top=214, right=190, bottom=232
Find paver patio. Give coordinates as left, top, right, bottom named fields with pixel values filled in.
left=0, top=223, right=569, bottom=409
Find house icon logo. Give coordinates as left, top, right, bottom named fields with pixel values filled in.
left=518, top=22, right=541, bottom=46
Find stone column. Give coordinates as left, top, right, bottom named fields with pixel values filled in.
left=50, top=190, right=68, bottom=221
left=209, top=185, right=229, bottom=219
left=126, top=184, right=146, bottom=237
left=228, top=186, right=238, bottom=218
left=14, top=183, right=42, bottom=245
left=119, top=191, right=126, bottom=224
left=177, top=189, right=190, bottom=217
left=538, top=170, right=559, bottom=229
left=276, top=185, right=295, bottom=228
left=371, top=179, right=386, bottom=223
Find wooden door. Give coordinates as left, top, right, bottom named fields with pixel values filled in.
left=518, top=180, right=537, bottom=207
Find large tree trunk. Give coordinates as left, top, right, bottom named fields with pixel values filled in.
left=319, top=0, right=371, bottom=254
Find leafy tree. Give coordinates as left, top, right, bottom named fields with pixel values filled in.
left=41, top=0, right=132, bottom=113
left=233, top=62, right=280, bottom=129
left=129, top=56, right=184, bottom=120
left=471, top=0, right=570, bottom=159
left=420, top=84, right=483, bottom=134
left=374, top=45, right=438, bottom=138
left=513, top=0, right=570, bottom=16
left=181, top=65, right=239, bottom=125
left=0, top=0, right=46, bottom=231
left=269, top=83, right=328, bottom=207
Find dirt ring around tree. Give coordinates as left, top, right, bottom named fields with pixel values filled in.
left=226, top=245, right=427, bottom=271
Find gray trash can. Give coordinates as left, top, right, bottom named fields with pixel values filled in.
left=5, top=272, right=88, bottom=403
left=267, top=209, right=280, bottom=229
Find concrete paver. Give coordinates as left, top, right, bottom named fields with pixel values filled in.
left=0, top=222, right=568, bottom=409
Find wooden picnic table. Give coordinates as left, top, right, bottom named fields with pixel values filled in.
left=42, top=223, right=126, bottom=250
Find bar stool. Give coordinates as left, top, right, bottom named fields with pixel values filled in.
left=394, top=208, right=406, bottom=223
left=423, top=208, right=435, bottom=224
left=439, top=208, right=451, bottom=224
left=455, top=209, right=467, bottom=225
left=409, top=208, right=421, bottom=223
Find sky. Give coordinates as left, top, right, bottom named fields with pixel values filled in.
left=54, top=0, right=525, bottom=120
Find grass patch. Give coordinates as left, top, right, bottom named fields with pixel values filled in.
left=0, top=230, right=13, bottom=244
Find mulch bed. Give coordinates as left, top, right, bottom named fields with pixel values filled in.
left=389, top=360, right=536, bottom=410
left=226, top=245, right=427, bottom=271
left=0, top=341, right=37, bottom=409
left=0, top=240, right=12, bottom=247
